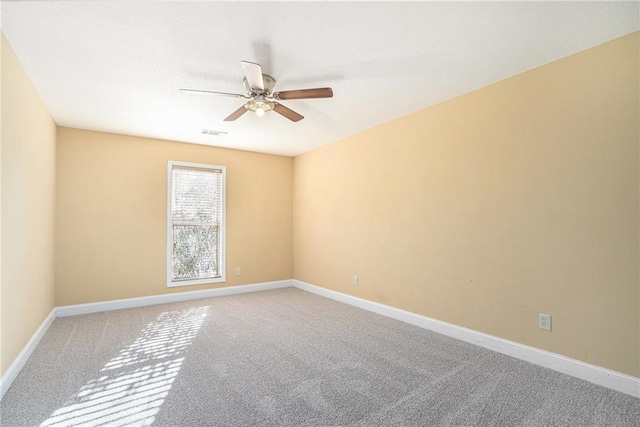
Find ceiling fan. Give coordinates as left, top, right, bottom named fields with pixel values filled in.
left=180, top=61, right=333, bottom=122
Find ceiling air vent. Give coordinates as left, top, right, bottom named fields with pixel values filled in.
left=201, top=129, right=227, bottom=136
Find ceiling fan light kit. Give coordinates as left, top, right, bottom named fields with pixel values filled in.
left=246, top=96, right=274, bottom=117
left=180, top=61, right=333, bottom=122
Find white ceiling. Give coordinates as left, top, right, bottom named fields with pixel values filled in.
left=1, top=2, right=638, bottom=157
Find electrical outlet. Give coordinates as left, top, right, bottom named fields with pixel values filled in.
left=353, top=275, right=359, bottom=286
left=235, top=267, right=241, bottom=276
left=539, top=313, right=552, bottom=331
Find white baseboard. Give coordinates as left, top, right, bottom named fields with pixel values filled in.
left=56, top=280, right=294, bottom=317
left=4, top=280, right=638, bottom=402
left=293, top=280, right=640, bottom=398
left=0, top=308, right=56, bottom=401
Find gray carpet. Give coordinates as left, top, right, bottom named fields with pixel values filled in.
left=1, top=287, right=638, bottom=426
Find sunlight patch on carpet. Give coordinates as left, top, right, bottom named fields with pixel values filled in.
left=40, top=306, right=208, bottom=427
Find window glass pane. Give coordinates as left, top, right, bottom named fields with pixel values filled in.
left=172, top=225, right=219, bottom=280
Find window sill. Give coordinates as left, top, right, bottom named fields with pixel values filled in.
left=167, top=276, right=226, bottom=288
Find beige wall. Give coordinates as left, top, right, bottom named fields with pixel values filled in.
left=1, top=33, right=57, bottom=376
left=56, top=128, right=293, bottom=306
left=294, top=32, right=639, bottom=376
left=2, top=27, right=637, bottom=380
left=0, top=31, right=4, bottom=379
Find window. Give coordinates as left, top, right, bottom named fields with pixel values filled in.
left=167, top=161, right=226, bottom=287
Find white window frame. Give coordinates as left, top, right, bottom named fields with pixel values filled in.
left=166, top=160, right=226, bottom=287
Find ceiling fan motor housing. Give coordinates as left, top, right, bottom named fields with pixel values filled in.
left=243, top=74, right=276, bottom=95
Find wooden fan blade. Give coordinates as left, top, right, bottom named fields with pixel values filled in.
left=240, top=61, right=264, bottom=91
left=274, top=87, right=333, bottom=100
left=224, top=104, right=248, bottom=121
left=180, top=89, right=248, bottom=98
left=273, top=103, right=304, bottom=122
